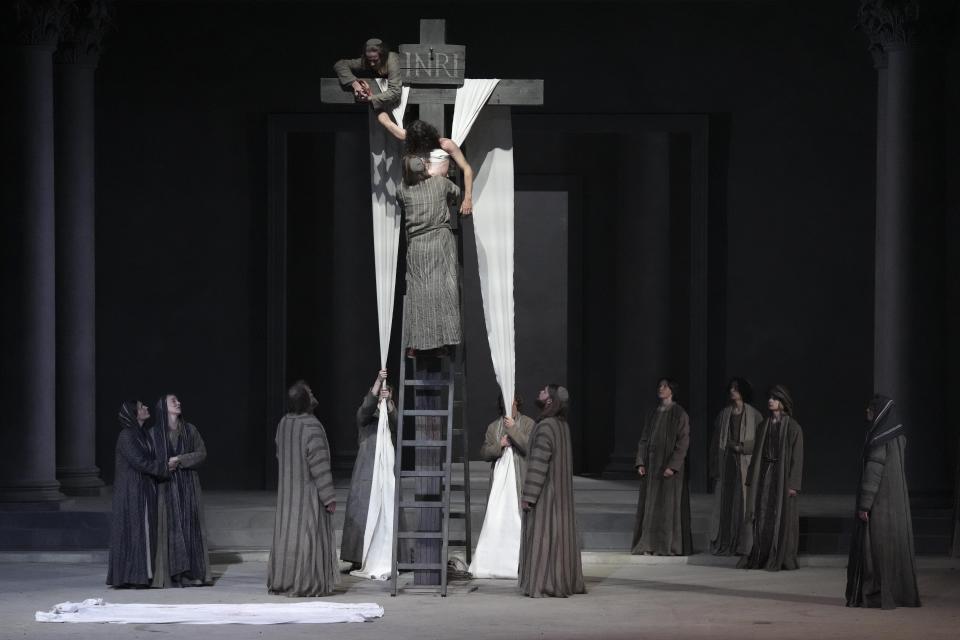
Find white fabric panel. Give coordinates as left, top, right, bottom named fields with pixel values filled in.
left=462, top=106, right=516, bottom=413
left=36, top=599, right=384, bottom=624
left=450, top=79, right=500, bottom=147
left=355, top=83, right=409, bottom=581
left=468, top=447, right=522, bottom=579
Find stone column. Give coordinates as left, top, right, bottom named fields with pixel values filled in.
left=0, top=1, right=72, bottom=506
left=858, top=1, right=917, bottom=399
left=54, top=1, right=110, bottom=495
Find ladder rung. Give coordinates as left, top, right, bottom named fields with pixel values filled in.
left=402, top=409, right=450, bottom=417
left=404, top=380, right=450, bottom=387
left=397, top=563, right=445, bottom=571
left=447, top=539, right=468, bottom=546
left=400, top=470, right=448, bottom=477
left=399, top=501, right=444, bottom=508
left=400, top=440, right=448, bottom=447
left=452, top=429, right=464, bottom=435
left=448, top=512, right=468, bottom=519
left=448, top=483, right=465, bottom=491
left=396, top=532, right=444, bottom=539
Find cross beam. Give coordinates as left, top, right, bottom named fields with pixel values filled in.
left=322, top=19, right=543, bottom=136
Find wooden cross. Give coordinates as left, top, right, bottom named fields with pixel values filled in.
left=321, top=18, right=544, bottom=136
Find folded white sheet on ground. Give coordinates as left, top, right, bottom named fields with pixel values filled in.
left=35, top=598, right=384, bottom=624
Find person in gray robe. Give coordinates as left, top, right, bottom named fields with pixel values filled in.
left=333, top=38, right=401, bottom=111
left=341, top=369, right=396, bottom=569
left=107, top=401, right=169, bottom=587
left=846, top=394, right=920, bottom=609
left=632, top=378, right=693, bottom=556
left=479, top=392, right=535, bottom=497
left=268, top=380, right=338, bottom=596
left=399, top=155, right=462, bottom=353
left=709, top=377, right=762, bottom=555
left=151, top=394, right=212, bottom=587
left=519, top=384, right=585, bottom=598
left=738, top=384, right=803, bottom=571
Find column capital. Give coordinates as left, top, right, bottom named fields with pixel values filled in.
left=857, top=0, right=921, bottom=54
left=2, top=0, right=74, bottom=48
left=55, top=0, right=113, bottom=67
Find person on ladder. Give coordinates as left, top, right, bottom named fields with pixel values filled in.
left=399, top=150, right=469, bottom=358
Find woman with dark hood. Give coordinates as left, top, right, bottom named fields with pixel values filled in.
left=399, top=144, right=465, bottom=355
left=738, top=384, right=804, bottom=571
left=151, top=394, right=212, bottom=587
left=107, top=401, right=169, bottom=587
left=845, top=394, right=920, bottom=609
left=709, top=377, right=762, bottom=555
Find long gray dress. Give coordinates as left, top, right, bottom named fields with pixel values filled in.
left=479, top=413, right=535, bottom=497
left=709, top=404, right=761, bottom=555
left=268, top=413, right=338, bottom=596
left=519, top=416, right=585, bottom=598
left=632, top=403, right=693, bottom=556
left=400, top=175, right=462, bottom=350
left=341, top=393, right=396, bottom=565
left=738, top=415, right=803, bottom=570
left=151, top=422, right=211, bottom=587
left=846, top=398, right=920, bottom=608
left=107, top=424, right=168, bottom=587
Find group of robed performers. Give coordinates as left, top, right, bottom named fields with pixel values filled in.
left=106, top=37, right=920, bottom=608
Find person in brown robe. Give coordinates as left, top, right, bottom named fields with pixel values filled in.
left=340, top=369, right=395, bottom=569
left=738, top=384, right=803, bottom=571
left=632, top=378, right=693, bottom=556
left=479, top=392, right=535, bottom=497
left=519, top=384, right=585, bottom=598
left=709, top=377, right=762, bottom=555
left=845, top=394, right=920, bottom=609
left=268, top=380, right=338, bottom=596
left=333, top=38, right=401, bottom=110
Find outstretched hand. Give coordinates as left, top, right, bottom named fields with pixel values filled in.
left=460, top=196, right=473, bottom=216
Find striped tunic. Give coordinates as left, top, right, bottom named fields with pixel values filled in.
left=399, top=175, right=462, bottom=350
left=268, top=413, right=338, bottom=596
left=519, top=417, right=585, bottom=598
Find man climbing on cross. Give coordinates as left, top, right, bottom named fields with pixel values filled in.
left=333, top=38, right=402, bottom=110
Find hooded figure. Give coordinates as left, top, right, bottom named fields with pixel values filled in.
left=845, top=395, right=920, bottom=608
left=738, top=384, right=803, bottom=571
left=107, top=402, right=169, bottom=587
left=151, top=394, right=211, bottom=587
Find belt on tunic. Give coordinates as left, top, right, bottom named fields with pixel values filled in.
left=407, top=225, right=451, bottom=240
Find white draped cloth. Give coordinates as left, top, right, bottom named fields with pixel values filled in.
left=35, top=599, right=384, bottom=625
left=352, top=82, right=409, bottom=581
left=468, top=447, right=522, bottom=578
left=451, top=80, right=522, bottom=579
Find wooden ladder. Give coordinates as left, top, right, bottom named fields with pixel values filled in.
left=390, top=312, right=472, bottom=597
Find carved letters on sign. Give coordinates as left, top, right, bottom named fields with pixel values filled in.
left=398, top=44, right=466, bottom=85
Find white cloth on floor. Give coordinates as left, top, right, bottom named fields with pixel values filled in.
left=35, top=598, right=384, bottom=624
left=468, top=447, right=522, bottom=579
left=354, top=80, right=409, bottom=581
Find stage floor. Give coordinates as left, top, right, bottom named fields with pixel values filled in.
left=7, top=558, right=959, bottom=639
left=1, top=470, right=954, bottom=557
